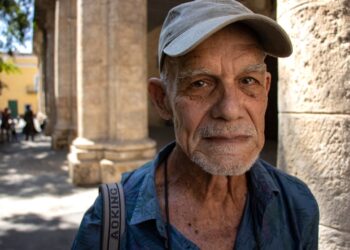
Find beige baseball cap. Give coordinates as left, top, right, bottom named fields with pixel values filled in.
left=158, top=0, right=293, bottom=69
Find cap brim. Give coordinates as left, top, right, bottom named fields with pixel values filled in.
left=163, top=14, right=292, bottom=60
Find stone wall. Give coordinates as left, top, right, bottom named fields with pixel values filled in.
left=278, top=1, right=350, bottom=249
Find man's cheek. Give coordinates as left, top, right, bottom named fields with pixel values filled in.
left=173, top=110, right=189, bottom=133
left=173, top=100, right=188, bottom=128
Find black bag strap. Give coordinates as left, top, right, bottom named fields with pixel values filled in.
left=99, top=183, right=125, bottom=250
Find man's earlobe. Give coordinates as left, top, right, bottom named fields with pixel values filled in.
left=148, top=77, right=172, bottom=120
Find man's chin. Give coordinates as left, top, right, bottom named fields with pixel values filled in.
left=191, top=152, right=258, bottom=176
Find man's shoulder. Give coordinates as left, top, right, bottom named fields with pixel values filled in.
left=261, top=160, right=309, bottom=188
left=121, top=160, right=154, bottom=187
left=120, top=160, right=157, bottom=205
left=258, top=159, right=318, bottom=210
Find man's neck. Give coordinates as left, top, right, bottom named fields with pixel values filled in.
left=155, top=145, right=249, bottom=250
left=164, top=145, right=248, bottom=203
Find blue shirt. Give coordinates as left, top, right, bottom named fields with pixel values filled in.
left=72, top=142, right=319, bottom=249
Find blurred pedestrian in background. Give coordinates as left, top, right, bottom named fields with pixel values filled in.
left=23, top=105, right=36, bottom=141
left=0, top=107, right=11, bottom=142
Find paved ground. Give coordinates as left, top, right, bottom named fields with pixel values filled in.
left=0, top=135, right=96, bottom=250
left=0, top=125, right=275, bottom=250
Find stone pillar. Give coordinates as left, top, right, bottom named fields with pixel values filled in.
left=33, top=0, right=56, bottom=129
left=45, top=29, right=56, bottom=135
left=68, top=0, right=156, bottom=185
left=52, top=0, right=77, bottom=149
left=277, top=1, right=350, bottom=249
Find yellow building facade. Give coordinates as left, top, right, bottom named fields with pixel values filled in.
left=0, top=54, right=40, bottom=118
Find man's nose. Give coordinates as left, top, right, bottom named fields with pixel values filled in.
left=210, top=87, right=243, bottom=121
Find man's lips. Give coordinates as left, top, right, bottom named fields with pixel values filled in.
left=203, top=135, right=252, bottom=143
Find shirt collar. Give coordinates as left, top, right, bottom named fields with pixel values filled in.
left=247, top=159, right=280, bottom=230
left=248, top=160, right=280, bottom=204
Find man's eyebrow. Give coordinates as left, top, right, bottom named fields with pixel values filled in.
left=176, top=64, right=266, bottom=81
left=177, top=68, right=213, bottom=80
left=242, top=64, right=267, bottom=74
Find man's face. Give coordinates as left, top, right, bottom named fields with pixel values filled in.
left=163, top=26, right=271, bottom=176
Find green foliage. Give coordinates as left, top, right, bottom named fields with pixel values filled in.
left=0, top=56, right=21, bottom=95
left=0, top=0, right=33, bottom=52
left=0, top=0, right=32, bottom=94
left=0, top=57, right=20, bottom=73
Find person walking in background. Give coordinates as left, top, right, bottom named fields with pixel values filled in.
left=23, top=105, right=36, bottom=141
left=0, top=107, right=11, bottom=142
left=36, top=111, right=47, bottom=134
left=9, top=117, right=18, bottom=142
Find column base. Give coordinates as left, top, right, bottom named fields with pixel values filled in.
left=52, top=128, right=76, bottom=149
left=68, top=137, right=156, bottom=185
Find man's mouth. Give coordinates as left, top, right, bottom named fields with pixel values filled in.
left=203, top=135, right=252, bottom=143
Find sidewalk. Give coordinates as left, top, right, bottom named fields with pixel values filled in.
left=0, top=135, right=97, bottom=250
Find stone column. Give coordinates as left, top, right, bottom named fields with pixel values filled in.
left=52, top=0, right=77, bottom=149
left=43, top=24, right=56, bottom=135
left=277, top=1, right=350, bottom=249
left=68, top=0, right=156, bottom=185
left=33, top=0, right=56, bottom=130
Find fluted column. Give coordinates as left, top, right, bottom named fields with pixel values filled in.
left=277, top=1, right=350, bottom=249
left=52, top=0, right=77, bottom=149
left=68, top=0, right=156, bottom=185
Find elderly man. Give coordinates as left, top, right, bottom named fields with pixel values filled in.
left=72, top=1, right=319, bottom=249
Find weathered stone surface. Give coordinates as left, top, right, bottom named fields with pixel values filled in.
left=34, top=0, right=56, bottom=135
left=70, top=138, right=103, bottom=160
left=75, top=149, right=103, bottom=161
left=106, top=0, right=149, bottom=141
left=76, top=0, right=109, bottom=140
left=69, top=0, right=155, bottom=184
left=319, top=225, right=350, bottom=250
left=278, top=1, right=350, bottom=248
left=52, top=127, right=69, bottom=149
left=104, top=139, right=156, bottom=161
left=100, top=159, right=150, bottom=183
left=278, top=114, right=350, bottom=232
left=69, top=138, right=155, bottom=184
left=52, top=0, right=77, bottom=149
left=68, top=153, right=101, bottom=186
left=278, top=0, right=350, bottom=113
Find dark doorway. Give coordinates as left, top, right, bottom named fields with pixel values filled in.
left=8, top=100, right=18, bottom=118
left=265, top=56, right=278, bottom=142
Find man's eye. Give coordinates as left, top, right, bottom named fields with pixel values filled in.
left=191, top=80, right=207, bottom=88
left=240, top=77, right=259, bottom=85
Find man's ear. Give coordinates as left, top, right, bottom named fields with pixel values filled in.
left=148, top=77, right=172, bottom=120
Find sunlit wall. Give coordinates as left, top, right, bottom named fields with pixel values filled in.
left=0, top=54, right=40, bottom=117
